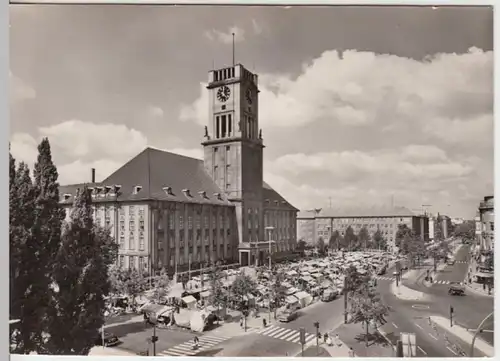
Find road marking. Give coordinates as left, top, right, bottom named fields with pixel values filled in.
left=415, top=324, right=423, bottom=330
left=392, top=322, right=398, bottom=329
left=418, top=346, right=427, bottom=355
left=447, top=346, right=458, bottom=355
left=429, top=333, right=438, bottom=340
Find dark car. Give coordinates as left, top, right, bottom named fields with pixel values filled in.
left=448, top=282, right=465, bottom=296
left=95, top=331, right=120, bottom=347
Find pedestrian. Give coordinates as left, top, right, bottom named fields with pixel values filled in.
left=335, top=334, right=341, bottom=347
left=324, top=332, right=328, bottom=343
left=240, top=318, right=244, bottom=328
left=349, top=347, right=355, bottom=357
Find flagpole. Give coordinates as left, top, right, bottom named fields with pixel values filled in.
left=232, top=33, right=235, bottom=65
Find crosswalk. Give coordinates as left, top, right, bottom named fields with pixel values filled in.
left=456, top=260, right=467, bottom=264
left=255, top=325, right=316, bottom=344
left=157, top=334, right=232, bottom=356
left=372, top=275, right=395, bottom=281
left=432, top=280, right=451, bottom=285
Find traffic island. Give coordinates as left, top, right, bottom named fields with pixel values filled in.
left=334, top=323, right=394, bottom=357
left=390, top=281, right=427, bottom=301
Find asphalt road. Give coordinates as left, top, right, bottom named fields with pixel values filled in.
left=410, top=244, right=494, bottom=346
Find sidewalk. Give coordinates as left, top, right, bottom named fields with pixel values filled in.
left=205, top=309, right=276, bottom=338
left=463, top=258, right=494, bottom=297
left=332, top=322, right=393, bottom=357
left=89, top=346, right=136, bottom=356
left=429, top=315, right=494, bottom=357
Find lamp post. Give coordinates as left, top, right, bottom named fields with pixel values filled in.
left=469, top=311, right=493, bottom=357
left=266, top=226, right=275, bottom=270
left=326, top=226, right=331, bottom=255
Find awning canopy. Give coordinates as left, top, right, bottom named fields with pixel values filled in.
left=182, top=295, right=197, bottom=304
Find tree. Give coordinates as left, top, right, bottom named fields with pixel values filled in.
left=358, top=226, right=370, bottom=250
left=345, top=265, right=364, bottom=294
left=434, top=216, right=444, bottom=242
left=230, top=273, right=257, bottom=315
left=372, top=230, right=387, bottom=251
left=148, top=268, right=171, bottom=304
left=108, top=266, right=126, bottom=306
left=344, top=226, right=357, bottom=251
left=297, top=240, right=307, bottom=252
left=269, top=270, right=288, bottom=317
left=395, top=224, right=412, bottom=249
left=124, top=269, right=148, bottom=307
left=329, top=230, right=341, bottom=250
left=10, top=161, right=37, bottom=353
left=484, top=254, right=494, bottom=271
left=316, top=237, right=325, bottom=255
left=207, top=263, right=226, bottom=322
left=45, top=185, right=118, bottom=355
left=31, top=138, right=66, bottom=352
left=349, top=279, right=390, bottom=347
left=453, top=221, right=476, bottom=243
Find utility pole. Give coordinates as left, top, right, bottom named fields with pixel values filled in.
left=449, top=305, right=454, bottom=327
left=344, top=277, right=348, bottom=323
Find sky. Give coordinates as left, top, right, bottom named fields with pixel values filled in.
left=9, top=5, right=493, bottom=219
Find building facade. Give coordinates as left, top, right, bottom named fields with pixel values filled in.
left=59, top=63, right=298, bottom=274
left=297, top=206, right=429, bottom=252
left=478, top=195, right=494, bottom=251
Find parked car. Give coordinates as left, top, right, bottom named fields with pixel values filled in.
left=447, top=258, right=456, bottom=266
left=448, top=282, right=465, bottom=296
left=278, top=310, right=298, bottom=322
left=95, top=331, right=120, bottom=347
left=321, top=289, right=338, bottom=302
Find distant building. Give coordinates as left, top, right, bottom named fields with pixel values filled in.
left=59, top=63, right=298, bottom=275
left=296, top=206, right=429, bottom=252
left=478, top=196, right=494, bottom=251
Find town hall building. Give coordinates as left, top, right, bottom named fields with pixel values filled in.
left=59, top=63, right=298, bottom=275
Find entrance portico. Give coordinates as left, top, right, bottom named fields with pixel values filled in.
left=239, top=241, right=276, bottom=267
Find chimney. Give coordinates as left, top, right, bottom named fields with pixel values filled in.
left=91, top=168, right=96, bottom=183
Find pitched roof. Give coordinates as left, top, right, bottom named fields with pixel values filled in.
left=60, top=148, right=232, bottom=206
left=59, top=147, right=297, bottom=211
left=263, top=181, right=299, bottom=212
left=298, top=206, right=416, bottom=219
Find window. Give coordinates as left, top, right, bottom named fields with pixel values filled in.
left=138, top=256, right=144, bottom=270
left=129, top=206, right=135, bottom=216
left=214, top=165, right=218, bottom=181
left=195, top=215, right=201, bottom=229
left=139, top=233, right=145, bottom=251
left=129, top=232, right=135, bottom=249
left=119, top=207, right=125, bottom=216
left=228, top=115, right=232, bottom=136
left=119, top=255, right=124, bottom=268
left=204, top=216, right=209, bottom=229
left=129, top=220, right=135, bottom=231
left=221, top=115, right=227, bottom=138
left=212, top=212, right=217, bottom=228
left=188, top=216, right=193, bottom=229
left=129, top=256, right=135, bottom=269
left=139, top=220, right=144, bottom=231
left=120, top=220, right=125, bottom=231
left=179, top=215, right=184, bottom=229
left=138, top=207, right=145, bottom=217
left=216, top=116, right=220, bottom=138
left=119, top=236, right=125, bottom=249
left=491, top=223, right=494, bottom=231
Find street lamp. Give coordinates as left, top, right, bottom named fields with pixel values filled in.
left=326, top=226, right=331, bottom=255
left=470, top=311, right=493, bottom=357
left=266, top=226, right=275, bottom=270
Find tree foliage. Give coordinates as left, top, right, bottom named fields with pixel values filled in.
left=329, top=230, right=341, bottom=250
left=316, top=237, right=326, bottom=254
left=372, top=230, right=387, bottom=251
left=208, top=263, right=226, bottom=309
left=453, top=221, right=476, bottom=243
left=484, top=254, right=494, bottom=271
left=357, top=226, right=370, bottom=249
left=395, top=224, right=412, bottom=249
left=349, top=277, right=390, bottom=344
left=45, top=185, right=118, bottom=355
left=123, top=269, right=148, bottom=306
left=396, top=224, right=425, bottom=268
left=10, top=161, right=38, bottom=353
left=269, top=269, right=288, bottom=312
left=344, top=265, right=364, bottom=294
left=148, top=268, right=171, bottom=304
left=344, top=226, right=357, bottom=251
left=230, top=273, right=257, bottom=312
left=297, top=240, right=307, bottom=252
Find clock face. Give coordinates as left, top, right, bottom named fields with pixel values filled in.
left=217, top=86, right=231, bottom=103
left=246, top=88, right=253, bottom=105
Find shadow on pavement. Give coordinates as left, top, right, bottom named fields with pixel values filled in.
left=354, top=332, right=391, bottom=348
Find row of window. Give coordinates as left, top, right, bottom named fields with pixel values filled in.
left=318, top=217, right=410, bottom=224
left=157, top=244, right=233, bottom=266
left=118, top=255, right=149, bottom=270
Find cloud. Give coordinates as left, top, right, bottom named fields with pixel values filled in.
left=204, top=26, right=245, bottom=44
left=251, top=19, right=263, bottom=34
left=180, top=47, right=492, bottom=140
left=10, top=120, right=149, bottom=184
left=147, top=106, right=164, bottom=118
left=10, top=72, right=36, bottom=103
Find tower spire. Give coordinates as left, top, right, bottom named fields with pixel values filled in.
left=232, top=32, right=235, bottom=66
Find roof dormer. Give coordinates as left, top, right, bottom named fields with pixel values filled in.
left=63, top=193, right=71, bottom=201
left=182, top=189, right=192, bottom=198
left=213, top=192, right=222, bottom=201
left=113, top=184, right=121, bottom=193
left=198, top=191, right=208, bottom=199
left=133, top=185, right=142, bottom=195
left=162, top=186, right=174, bottom=196
left=104, top=185, right=112, bottom=194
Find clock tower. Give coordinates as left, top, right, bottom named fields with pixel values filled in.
left=202, top=64, right=264, bottom=258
